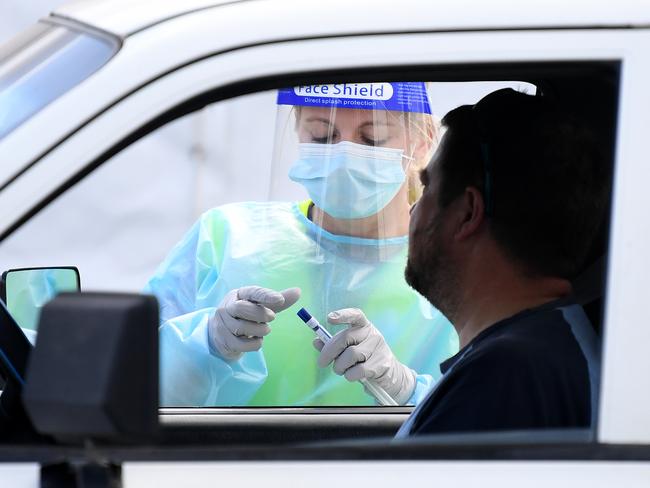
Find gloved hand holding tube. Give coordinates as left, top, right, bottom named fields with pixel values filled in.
left=312, top=308, right=417, bottom=406
left=209, top=286, right=301, bottom=361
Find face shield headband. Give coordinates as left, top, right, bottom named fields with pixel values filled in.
left=277, top=82, right=432, bottom=115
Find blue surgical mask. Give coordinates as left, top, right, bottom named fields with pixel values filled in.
left=288, top=141, right=409, bottom=219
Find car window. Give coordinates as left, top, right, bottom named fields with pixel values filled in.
left=0, top=21, right=119, bottom=140
left=0, top=80, right=543, bottom=410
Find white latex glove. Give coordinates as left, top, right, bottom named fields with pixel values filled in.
left=314, top=308, right=416, bottom=405
left=209, top=286, right=301, bottom=361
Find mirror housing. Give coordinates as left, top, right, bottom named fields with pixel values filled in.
left=23, top=292, right=159, bottom=443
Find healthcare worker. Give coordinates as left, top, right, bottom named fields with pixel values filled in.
left=146, top=82, right=458, bottom=407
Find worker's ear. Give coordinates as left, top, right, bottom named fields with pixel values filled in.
left=453, top=186, right=485, bottom=241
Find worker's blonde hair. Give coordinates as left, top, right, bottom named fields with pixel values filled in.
left=401, top=111, right=440, bottom=204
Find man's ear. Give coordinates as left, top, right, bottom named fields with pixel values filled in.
left=453, top=186, right=485, bottom=241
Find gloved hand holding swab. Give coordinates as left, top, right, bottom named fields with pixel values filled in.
left=296, top=307, right=399, bottom=406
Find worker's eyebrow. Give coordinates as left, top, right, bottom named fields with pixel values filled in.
left=358, top=121, right=395, bottom=128
left=305, top=117, right=333, bottom=126
left=419, top=168, right=429, bottom=187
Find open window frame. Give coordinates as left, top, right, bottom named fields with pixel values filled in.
left=0, top=24, right=639, bottom=454
left=0, top=62, right=619, bottom=447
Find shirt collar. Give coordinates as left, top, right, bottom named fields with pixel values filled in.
left=438, top=296, right=575, bottom=375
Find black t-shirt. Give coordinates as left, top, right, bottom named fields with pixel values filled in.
left=398, top=298, right=599, bottom=437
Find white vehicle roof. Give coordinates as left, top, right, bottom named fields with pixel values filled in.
left=52, top=0, right=234, bottom=37
left=53, top=0, right=650, bottom=39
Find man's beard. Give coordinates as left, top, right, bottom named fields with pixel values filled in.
left=405, top=216, right=461, bottom=322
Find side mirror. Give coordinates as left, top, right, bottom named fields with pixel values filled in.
left=23, top=292, right=159, bottom=443
left=1, top=267, right=80, bottom=331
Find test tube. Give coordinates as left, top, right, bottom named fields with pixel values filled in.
left=296, top=307, right=398, bottom=406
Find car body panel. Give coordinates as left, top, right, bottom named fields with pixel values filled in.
left=52, top=0, right=237, bottom=37
left=53, top=0, right=650, bottom=38
left=121, top=461, right=650, bottom=488
left=598, top=40, right=650, bottom=444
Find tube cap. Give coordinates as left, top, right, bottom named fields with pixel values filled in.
left=296, top=308, right=312, bottom=323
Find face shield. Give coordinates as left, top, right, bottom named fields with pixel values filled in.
left=269, top=82, right=437, bottom=250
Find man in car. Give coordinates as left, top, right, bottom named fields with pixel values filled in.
left=395, top=88, right=607, bottom=436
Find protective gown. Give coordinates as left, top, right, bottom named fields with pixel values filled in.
left=146, top=201, right=458, bottom=407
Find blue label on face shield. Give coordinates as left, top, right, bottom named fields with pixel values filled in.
left=277, top=82, right=432, bottom=114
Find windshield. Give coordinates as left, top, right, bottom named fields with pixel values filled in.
left=0, top=21, right=119, bottom=140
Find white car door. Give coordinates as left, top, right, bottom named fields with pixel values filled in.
left=0, top=9, right=649, bottom=486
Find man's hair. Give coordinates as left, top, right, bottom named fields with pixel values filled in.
left=437, top=88, right=609, bottom=280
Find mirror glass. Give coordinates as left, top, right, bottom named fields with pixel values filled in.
left=4, top=267, right=80, bottom=331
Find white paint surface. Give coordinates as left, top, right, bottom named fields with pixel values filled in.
left=53, top=0, right=650, bottom=38
left=123, top=461, right=650, bottom=488
left=0, top=463, right=39, bottom=488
